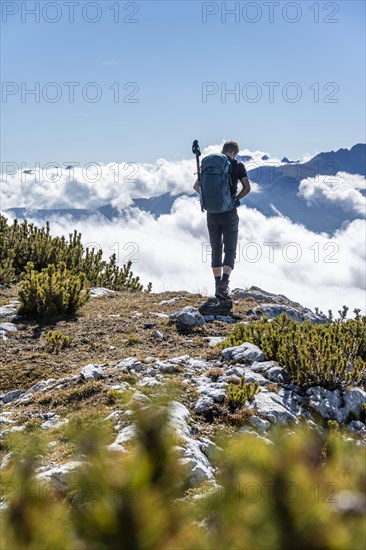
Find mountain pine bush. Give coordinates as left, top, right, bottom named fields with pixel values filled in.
left=0, top=216, right=15, bottom=286
left=45, top=330, right=73, bottom=353
left=18, top=262, right=89, bottom=320
left=219, top=312, right=366, bottom=389
left=0, top=215, right=151, bottom=292
left=1, top=405, right=365, bottom=550
left=226, top=379, right=260, bottom=411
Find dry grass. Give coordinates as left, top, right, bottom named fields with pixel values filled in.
left=205, top=367, right=225, bottom=381
left=0, top=286, right=16, bottom=306
left=0, top=285, right=258, bottom=464
left=0, top=286, right=255, bottom=396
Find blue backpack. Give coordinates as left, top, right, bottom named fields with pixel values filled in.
left=200, top=154, right=235, bottom=213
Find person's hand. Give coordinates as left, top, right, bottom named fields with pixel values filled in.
left=234, top=198, right=241, bottom=207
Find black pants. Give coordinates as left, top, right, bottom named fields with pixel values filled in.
left=207, top=207, right=239, bottom=270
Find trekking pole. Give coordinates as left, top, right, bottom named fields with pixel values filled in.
left=192, top=139, right=204, bottom=212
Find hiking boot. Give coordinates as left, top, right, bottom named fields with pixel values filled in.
left=215, top=280, right=222, bottom=299
left=218, top=280, right=231, bottom=300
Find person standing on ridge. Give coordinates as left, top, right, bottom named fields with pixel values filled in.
left=193, top=140, right=251, bottom=300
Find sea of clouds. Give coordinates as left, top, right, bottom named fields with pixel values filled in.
left=2, top=143, right=365, bottom=315
left=0, top=144, right=293, bottom=211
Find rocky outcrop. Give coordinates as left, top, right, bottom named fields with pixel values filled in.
left=306, top=387, right=366, bottom=423
left=248, top=303, right=329, bottom=324
left=198, top=298, right=233, bottom=317
left=231, top=286, right=329, bottom=323
left=172, top=298, right=240, bottom=329
left=80, top=364, right=105, bottom=381
left=106, top=401, right=216, bottom=486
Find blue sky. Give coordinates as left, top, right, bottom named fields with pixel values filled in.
left=1, top=0, right=365, bottom=167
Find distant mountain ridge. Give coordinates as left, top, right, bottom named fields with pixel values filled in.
left=242, top=143, right=366, bottom=233
left=4, top=144, right=365, bottom=235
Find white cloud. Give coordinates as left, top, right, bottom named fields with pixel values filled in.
left=298, top=172, right=366, bottom=216
left=202, top=142, right=283, bottom=165
left=0, top=146, right=284, bottom=211
left=0, top=158, right=199, bottom=211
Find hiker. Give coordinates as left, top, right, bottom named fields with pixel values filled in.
left=193, top=140, right=251, bottom=300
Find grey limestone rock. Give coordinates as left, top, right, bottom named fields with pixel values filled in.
left=205, top=336, right=226, bottom=347
left=0, top=305, right=17, bottom=319
left=137, top=377, right=160, bottom=388
left=250, top=361, right=279, bottom=373
left=249, top=415, right=271, bottom=432
left=194, top=396, right=215, bottom=414
left=116, top=357, right=142, bottom=372
left=215, top=315, right=237, bottom=324
left=157, top=360, right=175, bottom=374
left=203, top=315, right=215, bottom=322
left=253, top=389, right=300, bottom=424
left=249, top=303, right=329, bottom=324
left=221, top=342, right=265, bottom=363
left=173, top=306, right=205, bottom=328
left=3, top=390, right=21, bottom=404
left=0, top=322, right=17, bottom=340
left=90, top=287, right=115, bottom=297
left=266, top=366, right=291, bottom=384
left=80, top=364, right=105, bottom=381
left=306, top=387, right=366, bottom=423
left=199, top=297, right=233, bottom=317
left=36, top=461, right=83, bottom=490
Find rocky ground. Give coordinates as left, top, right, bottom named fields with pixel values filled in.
left=1, top=285, right=365, bottom=491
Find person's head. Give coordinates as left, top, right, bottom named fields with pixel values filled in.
left=222, top=140, right=240, bottom=159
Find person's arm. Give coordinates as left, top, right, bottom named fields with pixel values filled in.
left=236, top=176, right=251, bottom=200
left=193, top=178, right=201, bottom=193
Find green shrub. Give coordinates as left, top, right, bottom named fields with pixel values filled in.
left=45, top=330, right=73, bottom=353
left=0, top=216, right=16, bottom=286
left=0, top=215, right=151, bottom=292
left=0, top=256, right=15, bottom=287
left=1, top=406, right=365, bottom=550
left=219, top=312, right=366, bottom=389
left=18, top=262, right=89, bottom=320
left=226, top=379, right=260, bottom=411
